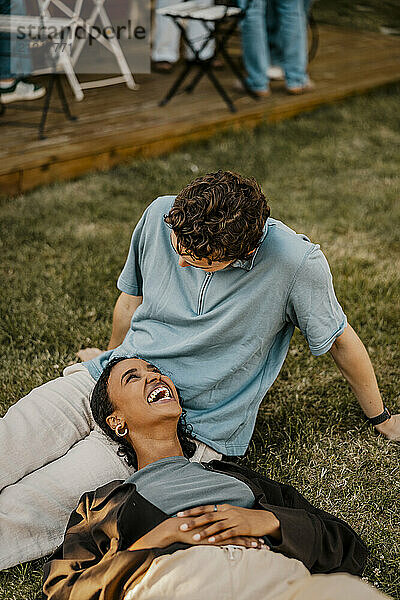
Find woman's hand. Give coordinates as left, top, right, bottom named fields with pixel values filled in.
left=128, top=515, right=269, bottom=552
left=175, top=504, right=281, bottom=545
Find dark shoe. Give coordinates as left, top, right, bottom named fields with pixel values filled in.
left=286, top=79, right=315, bottom=95
left=212, top=58, right=224, bottom=70
left=233, top=80, right=270, bottom=97
left=152, top=61, right=175, bottom=74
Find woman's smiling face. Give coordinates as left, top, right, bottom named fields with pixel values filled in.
left=106, top=358, right=182, bottom=437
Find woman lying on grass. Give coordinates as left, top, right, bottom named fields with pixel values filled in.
left=42, top=357, right=391, bottom=600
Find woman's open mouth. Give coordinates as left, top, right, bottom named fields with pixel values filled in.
left=146, top=384, right=174, bottom=405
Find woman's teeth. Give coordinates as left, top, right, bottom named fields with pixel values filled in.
left=147, top=385, right=173, bottom=404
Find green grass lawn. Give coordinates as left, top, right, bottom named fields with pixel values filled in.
left=1, top=83, right=400, bottom=599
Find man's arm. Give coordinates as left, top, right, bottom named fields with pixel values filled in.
left=107, top=292, right=143, bottom=350
left=77, top=292, right=142, bottom=361
left=329, top=324, right=400, bottom=440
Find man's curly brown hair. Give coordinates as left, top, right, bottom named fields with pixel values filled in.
left=164, top=170, right=270, bottom=262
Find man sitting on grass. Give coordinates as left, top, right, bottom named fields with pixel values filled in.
left=0, top=170, right=398, bottom=570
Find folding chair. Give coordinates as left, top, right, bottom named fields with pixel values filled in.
left=157, top=0, right=255, bottom=113
left=0, top=14, right=77, bottom=138
left=36, top=0, right=137, bottom=101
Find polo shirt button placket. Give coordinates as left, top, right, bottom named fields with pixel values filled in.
left=197, top=272, right=213, bottom=315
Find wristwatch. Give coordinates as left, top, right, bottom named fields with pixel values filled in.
left=368, top=406, right=391, bottom=426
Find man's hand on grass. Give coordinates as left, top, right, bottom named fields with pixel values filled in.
left=76, top=347, right=104, bottom=361
left=375, top=414, right=400, bottom=442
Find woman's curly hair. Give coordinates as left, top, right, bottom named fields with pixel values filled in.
left=90, top=356, right=196, bottom=469
left=164, top=170, right=270, bottom=262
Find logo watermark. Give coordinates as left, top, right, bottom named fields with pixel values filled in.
left=1, top=0, right=151, bottom=76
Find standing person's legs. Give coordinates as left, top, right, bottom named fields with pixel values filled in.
left=184, top=0, right=215, bottom=61
left=303, top=0, right=312, bottom=16
left=0, top=0, right=12, bottom=82
left=8, top=0, right=32, bottom=77
left=0, top=0, right=45, bottom=101
left=267, top=0, right=283, bottom=67
left=0, top=425, right=134, bottom=569
left=153, top=0, right=215, bottom=64
left=0, top=364, right=95, bottom=490
left=275, top=0, right=308, bottom=90
left=268, top=0, right=311, bottom=68
left=152, top=0, right=181, bottom=64
left=0, top=0, right=33, bottom=82
left=238, top=0, right=269, bottom=92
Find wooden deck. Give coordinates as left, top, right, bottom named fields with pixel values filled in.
left=1, top=25, right=400, bottom=196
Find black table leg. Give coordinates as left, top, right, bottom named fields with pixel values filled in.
left=39, top=73, right=55, bottom=139
left=159, top=60, right=194, bottom=106
left=184, top=62, right=206, bottom=93
left=205, top=65, right=236, bottom=112
left=56, top=76, right=77, bottom=121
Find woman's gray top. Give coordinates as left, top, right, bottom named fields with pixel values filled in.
left=126, top=456, right=255, bottom=516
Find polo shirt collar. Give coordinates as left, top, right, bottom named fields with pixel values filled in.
left=231, top=221, right=269, bottom=271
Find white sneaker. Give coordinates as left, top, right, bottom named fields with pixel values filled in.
left=267, top=66, right=285, bottom=81
left=0, top=80, right=46, bottom=104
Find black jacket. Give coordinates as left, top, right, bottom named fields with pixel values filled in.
left=42, top=460, right=368, bottom=600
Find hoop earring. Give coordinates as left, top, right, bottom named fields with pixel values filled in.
left=115, top=423, right=128, bottom=437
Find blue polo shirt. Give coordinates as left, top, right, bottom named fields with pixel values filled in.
left=85, top=196, right=347, bottom=455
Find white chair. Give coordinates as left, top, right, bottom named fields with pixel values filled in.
left=36, top=0, right=138, bottom=100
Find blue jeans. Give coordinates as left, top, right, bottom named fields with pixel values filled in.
left=239, top=0, right=269, bottom=91
left=269, top=0, right=310, bottom=77
left=0, top=0, right=32, bottom=79
left=239, top=0, right=308, bottom=91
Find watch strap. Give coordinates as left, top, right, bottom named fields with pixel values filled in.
left=368, top=407, right=391, bottom=426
